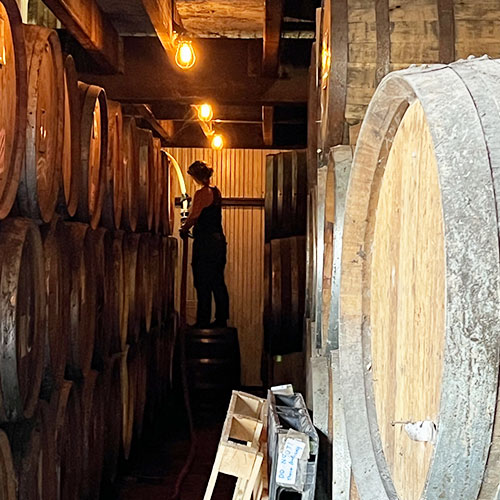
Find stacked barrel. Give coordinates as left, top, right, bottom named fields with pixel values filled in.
left=263, top=151, right=307, bottom=385
left=0, top=2, right=178, bottom=499
left=306, top=1, right=500, bottom=499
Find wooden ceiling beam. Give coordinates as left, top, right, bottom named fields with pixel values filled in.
left=80, top=37, right=308, bottom=105
left=140, top=0, right=174, bottom=54
left=42, top=0, right=123, bottom=73
left=263, top=0, right=283, bottom=76
left=121, top=103, right=174, bottom=145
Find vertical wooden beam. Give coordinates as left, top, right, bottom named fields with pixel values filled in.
left=42, top=0, right=123, bottom=73
left=437, top=0, right=455, bottom=63
left=262, top=105, right=274, bottom=146
left=263, top=0, right=283, bottom=76
left=375, top=0, right=391, bottom=85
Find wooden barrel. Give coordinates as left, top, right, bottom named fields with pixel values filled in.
left=122, top=116, right=139, bottom=232
left=38, top=399, right=58, bottom=500
left=133, top=339, right=148, bottom=441
left=0, top=0, right=27, bottom=219
left=106, top=231, right=124, bottom=355
left=0, top=218, right=45, bottom=423
left=58, top=381, right=83, bottom=500
left=0, top=430, right=16, bottom=500
left=149, top=234, right=162, bottom=327
left=264, top=151, right=307, bottom=242
left=65, top=222, right=96, bottom=380
left=136, top=234, right=154, bottom=332
left=186, top=327, right=241, bottom=415
left=318, top=0, right=500, bottom=150
left=339, top=59, right=500, bottom=500
left=81, top=370, right=105, bottom=500
left=123, top=233, right=140, bottom=343
left=61, top=55, right=81, bottom=217
left=152, top=138, right=162, bottom=234
left=87, top=227, right=111, bottom=366
left=76, top=82, right=108, bottom=229
left=101, top=100, right=123, bottom=229
left=121, top=345, right=135, bottom=460
left=159, top=150, right=171, bottom=235
left=17, top=25, right=63, bottom=223
left=136, top=128, right=154, bottom=231
left=264, top=236, right=306, bottom=355
left=41, top=218, right=70, bottom=393
left=102, top=353, right=123, bottom=484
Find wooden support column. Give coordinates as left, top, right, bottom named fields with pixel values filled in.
left=262, top=105, right=274, bottom=146
left=42, top=0, right=123, bottom=73
left=437, top=0, right=455, bottom=63
left=375, top=0, right=391, bottom=85
left=263, top=0, right=283, bottom=76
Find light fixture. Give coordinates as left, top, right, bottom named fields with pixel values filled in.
left=175, top=39, right=196, bottom=70
left=211, top=133, right=224, bottom=151
left=198, top=103, right=213, bottom=122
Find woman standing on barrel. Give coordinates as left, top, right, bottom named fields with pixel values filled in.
left=180, top=161, right=229, bottom=329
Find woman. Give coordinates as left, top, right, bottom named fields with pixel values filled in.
left=180, top=161, right=229, bottom=329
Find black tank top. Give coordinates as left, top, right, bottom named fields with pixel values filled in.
left=193, top=186, right=224, bottom=238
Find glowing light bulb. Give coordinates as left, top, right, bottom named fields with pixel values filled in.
left=198, top=103, right=213, bottom=122
left=211, top=134, right=224, bottom=151
left=175, top=40, right=196, bottom=69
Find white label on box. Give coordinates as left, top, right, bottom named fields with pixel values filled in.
left=275, top=438, right=306, bottom=486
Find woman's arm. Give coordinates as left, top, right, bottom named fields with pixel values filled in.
left=181, top=187, right=213, bottom=231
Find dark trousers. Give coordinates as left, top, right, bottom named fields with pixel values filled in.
left=192, top=235, right=229, bottom=326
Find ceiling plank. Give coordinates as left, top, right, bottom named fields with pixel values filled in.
left=263, top=0, right=283, bottom=76
left=262, top=105, right=274, bottom=146
left=80, top=37, right=308, bottom=105
left=42, top=0, right=123, bottom=73
left=121, top=103, right=174, bottom=145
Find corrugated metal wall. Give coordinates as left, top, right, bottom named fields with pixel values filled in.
left=167, top=148, right=283, bottom=386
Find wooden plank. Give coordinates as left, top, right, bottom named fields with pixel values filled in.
left=261, top=105, right=274, bottom=146
left=121, top=104, right=173, bottom=145
left=81, top=37, right=308, bottom=105
left=437, top=0, right=455, bottom=63
left=262, top=0, right=283, bottom=76
left=140, top=0, right=173, bottom=54
left=375, top=0, right=390, bottom=85
left=42, top=0, right=123, bottom=73
left=326, top=0, right=348, bottom=147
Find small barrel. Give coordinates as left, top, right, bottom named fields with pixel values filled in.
left=41, top=217, right=70, bottom=393
left=0, top=430, right=16, bottom=500
left=185, top=327, right=241, bottom=416
left=122, top=116, right=139, bottom=232
left=0, top=0, right=27, bottom=219
left=60, top=54, right=81, bottom=217
left=18, top=25, right=63, bottom=223
left=77, top=82, right=108, bottom=229
left=0, top=218, right=46, bottom=423
left=339, top=59, right=500, bottom=500
left=101, top=100, right=123, bottom=229
left=65, top=222, right=97, bottom=380
left=136, top=128, right=154, bottom=231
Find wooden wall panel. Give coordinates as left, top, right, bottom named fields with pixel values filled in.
left=167, top=147, right=283, bottom=386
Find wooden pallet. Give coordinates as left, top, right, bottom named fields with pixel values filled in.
left=204, top=391, right=268, bottom=500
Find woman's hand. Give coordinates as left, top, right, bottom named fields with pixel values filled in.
left=179, top=227, right=189, bottom=239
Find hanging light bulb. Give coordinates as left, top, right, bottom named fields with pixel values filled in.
left=175, top=40, right=196, bottom=70
left=198, top=103, right=213, bottom=122
left=211, top=133, right=224, bottom=151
